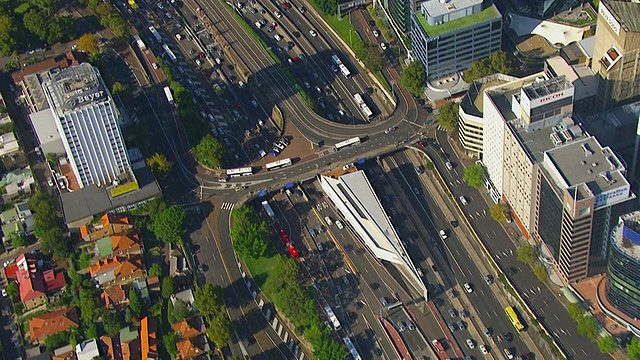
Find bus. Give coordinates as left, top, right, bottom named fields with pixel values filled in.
left=162, top=44, right=177, bottom=62
left=334, top=137, right=361, bottom=150
left=505, top=306, right=525, bottom=332
left=339, top=64, right=351, bottom=79
left=132, top=34, right=146, bottom=50
left=353, top=93, right=373, bottom=119
left=324, top=305, right=341, bottom=330
left=343, top=337, right=362, bottom=360
left=265, top=158, right=292, bottom=171
left=227, top=167, right=253, bottom=177
left=148, top=26, right=162, bottom=42
left=261, top=201, right=276, bottom=219
left=163, top=86, right=174, bottom=106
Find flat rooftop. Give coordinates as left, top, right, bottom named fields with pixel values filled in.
left=415, top=4, right=500, bottom=37
left=546, top=56, right=597, bottom=101
left=522, top=75, right=572, bottom=101
left=47, top=63, right=108, bottom=113
left=604, top=0, right=640, bottom=33
left=580, top=101, right=640, bottom=153
left=613, top=211, right=640, bottom=263
left=422, top=0, right=483, bottom=18
left=545, top=137, right=627, bottom=193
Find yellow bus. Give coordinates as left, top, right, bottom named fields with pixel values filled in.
left=505, top=306, right=525, bottom=332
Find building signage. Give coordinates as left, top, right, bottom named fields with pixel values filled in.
left=110, top=181, right=139, bottom=198
left=530, top=89, right=572, bottom=108
left=599, top=3, right=620, bottom=36
left=77, top=91, right=105, bottom=104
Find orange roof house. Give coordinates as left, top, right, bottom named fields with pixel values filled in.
left=102, top=285, right=127, bottom=308
left=100, top=334, right=122, bottom=360
left=175, top=335, right=207, bottom=360
left=28, top=307, right=79, bottom=342
left=111, top=230, right=143, bottom=257
left=173, top=317, right=204, bottom=339
left=90, top=255, right=145, bottom=288
left=15, top=253, right=66, bottom=310
left=140, top=316, right=158, bottom=360
left=80, top=214, right=133, bottom=242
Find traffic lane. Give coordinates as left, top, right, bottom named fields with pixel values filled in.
left=428, top=136, right=602, bottom=356
left=391, top=153, right=530, bottom=356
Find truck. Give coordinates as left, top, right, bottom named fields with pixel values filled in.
left=149, top=26, right=162, bottom=42
left=162, top=43, right=177, bottom=62
left=261, top=201, right=276, bottom=219
left=324, top=305, right=341, bottom=330
left=163, top=86, right=174, bottom=106
left=132, top=34, right=146, bottom=51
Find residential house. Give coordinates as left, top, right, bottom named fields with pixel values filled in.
left=101, top=285, right=127, bottom=309
left=25, top=345, right=52, bottom=360
left=28, top=307, right=79, bottom=343
left=89, top=255, right=145, bottom=287
left=172, top=288, right=195, bottom=310
left=1, top=200, right=34, bottom=249
left=0, top=132, right=27, bottom=170
left=75, top=338, right=100, bottom=360
left=173, top=317, right=205, bottom=340
left=14, top=253, right=66, bottom=310
left=140, top=316, right=158, bottom=360
left=81, top=214, right=133, bottom=242
left=96, top=229, right=143, bottom=259
left=52, top=344, right=75, bottom=360
left=0, top=167, right=35, bottom=203
left=175, top=335, right=208, bottom=360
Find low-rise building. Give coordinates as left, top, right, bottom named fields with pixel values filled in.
left=80, top=213, right=133, bottom=242
left=28, top=307, right=79, bottom=343
left=89, top=255, right=146, bottom=287
left=13, top=253, right=66, bottom=310
left=175, top=335, right=208, bottom=360
left=95, top=229, right=144, bottom=259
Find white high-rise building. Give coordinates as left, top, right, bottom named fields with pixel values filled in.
left=42, top=63, right=131, bottom=188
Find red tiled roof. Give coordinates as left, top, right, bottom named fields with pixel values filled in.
left=11, top=51, right=85, bottom=84
left=173, top=317, right=203, bottom=339
left=4, top=264, right=17, bottom=279
left=176, top=336, right=206, bottom=359
left=141, top=316, right=158, bottom=360
left=17, top=267, right=46, bottom=303
left=100, top=334, right=122, bottom=360
left=43, top=269, right=66, bottom=292
left=28, top=307, right=79, bottom=341
left=90, top=258, right=122, bottom=277
left=111, top=230, right=143, bottom=256
left=102, top=285, right=127, bottom=307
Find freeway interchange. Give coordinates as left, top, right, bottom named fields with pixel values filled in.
left=126, top=0, right=605, bottom=359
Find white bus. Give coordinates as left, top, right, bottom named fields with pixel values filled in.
left=148, top=26, right=162, bottom=42
left=339, top=64, right=351, bottom=79
left=132, top=34, right=146, bottom=50
left=261, top=201, right=276, bottom=219
left=265, top=158, right=292, bottom=171
left=353, top=93, right=373, bottom=119
left=163, top=86, right=174, bottom=106
left=226, top=167, right=253, bottom=177
left=334, top=137, right=361, bottom=150
left=324, top=305, right=341, bottom=331
left=162, top=43, right=177, bottom=62
left=343, top=337, right=362, bottom=360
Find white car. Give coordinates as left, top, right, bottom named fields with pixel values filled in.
left=445, top=161, right=453, bottom=170
left=372, top=29, right=379, bottom=37
left=384, top=126, right=396, bottom=134
left=463, top=282, right=473, bottom=293
left=309, top=29, right=317, bottom=37
left=274, top=10, right=282, bottom=18
left=157, top=3, right=164, bottom=9
left=503, top=348, right=514, bottom=359
left=166, top=12, right=172, bottom=19
left=459, top=195, right=468, bottom=205
left=480, top=345, right=488, bottom=354
left=380, top=42, right=387, bottom=50
left=324, top=216, right=332, bottom=225
left=336, top=220, right=344, bottom=230
left=152, top=62, right=159, bottom=69
left=274, top=34, right=282, bottom=41
left=175, top=33, right=182, bottom=40
left=255, top=21, right=263, bottom=28
left=215, top=58, right=222, bottom=64
left=466, top=339, right=475, bottom=349
left=439, top=229, right=448, bottom=239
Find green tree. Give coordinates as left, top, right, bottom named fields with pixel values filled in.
left=6, top=282, right=18, bottom=302
left=148, top=263, right=163, bottom=277
left=23, top=9, right=49, bottom=41
left=567, top=303, right=583, bottom=321
left=355, top=41, right=386, bottom=72
left=628, top=337, right=640, bottom=360
left=598, top=335, right=617, bottom=354
left=462, top=164, right=485, bottom=189
left=5, top=61, right=18, bottom=71
left=11, top=234, right=27, bottom=249
left=462, top=51, right=513, bottom=83
left=172, top=298, right=193, bottom=321
left=489, top=203, right=511, bottom=223
left=129, top=287, right=143, bottom=315
left=229, top=205, right=270, bottom=259
left=438, top=102, right=459, bottom=130
left=577, top=315, right=597, bottom=342
left=104, top=15, right=129, bottom=39
left=77, top=33, right=100, bottom=54
left=47, top=152, right=59, bottom=168
left=0, top=14, right=18, bottom=55
left=44, top=330, right=71, bottom=350
left=162, top=331, right=179, bottom=358
left=424, top=160, right=434, bottom=171
left=29, top=0, right=59, bottom=15
left=194, top=284, right=225, bottom=316
left=534, top=266, right=548, bottom=281
left=80, top=288, right=101, bottom=326
left=207, top=313, right=233, bottom=348
left=490, top=51, right=514, bottom=75
left=516, top=244, right=536, bottom=265
left=102, top=311, right=124, bottom=334
left=400, top=61, right=426, bottom=97
left=146, top=153, right=173, bottom=177
left=85, top=323, right=98, bottom=339
left=192, top=134, right=226, bottom=169
left=161, top=276, right=176, bottom=299
left=149, top=205, right=186, bottom=244
left=46, top=16, right=75, bottom=44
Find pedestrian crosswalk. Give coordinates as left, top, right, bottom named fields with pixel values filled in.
left=221, top=202, right=234, bottom=210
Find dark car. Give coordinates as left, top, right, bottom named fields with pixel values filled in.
left=450, top=220, right=459, bottom=227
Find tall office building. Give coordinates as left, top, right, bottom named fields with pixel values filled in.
left=42, top=63, right=132, bottom=189
left=410, top=0, right=502, bottom=81
left=591, top=0, right=640, bottom=110
left=483, top=72, right=635, bottom=284
left=384, top=0, right=417, bottom=33
left=606, top=211, right=640, bottom=321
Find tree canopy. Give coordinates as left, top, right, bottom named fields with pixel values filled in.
left=28, top=191, right=74, bottom=258
left=207, top=312, right=234, bottom=349
left=229, top=205, right=270, bottom=259
left=161, top=276, right=176, bottom=299
left=310, top=0, right=337, bottom=15
left=438, top=102, right=459, bottom=130
left=400, top=61, right=426, bottom=97
left=355, top=41, right=386, bottom=72
left=0, top=14, right=17, bottom=55
left=194, top=284, right=225, bottom=317
left=192, top=134, right=226, bottom=169
left=146, top=153, right=173, bottom=177
left=462, top=164, right=485, bottom=189
left=516, top=244, right=536, bottom=265
left=462, top=51, right=514, bottom=83
left=628, top=337, right=640, bottom=360
left=577, top=315, right=597, bottom=342
left=128, top=287, right=143, bottom=315
left=598, top=336, right=617, bottom=354
left=489, top=203, right=511, bottom=223
left=534, top=266, right=548, bottom=281
left=171, top=298, right=193, bottom=322
left=149, top=205, right=186, bottom=244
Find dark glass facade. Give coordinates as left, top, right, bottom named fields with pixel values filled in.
left=537, top=175, right=563, bottom=259
left=590, top=201, right=635, bottom=277
left=607, top=230, right=640, bottom=320
left=388, top=0, right=412, bottom=32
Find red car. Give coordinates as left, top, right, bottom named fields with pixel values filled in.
left=198, top=52, right=205, bottom=59
left=292, top=56, right=299, bottom=62
left=417, top=141, right=426, bottom=148
left=283, top=1, right=291, bottom=9
left=431, top=339, right=445, bottom=352
left=235, top=103, right=241, bottom=109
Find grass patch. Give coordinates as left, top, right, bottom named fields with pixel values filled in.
left=15, top=3, right=30, bottom=14
left=325, top=15, right=362, bottom=49
left=414, top=6, right=500, bottom=38
left=375, top=71, right=391, bottom=92
left=244, top=246, right=279, bottom=288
